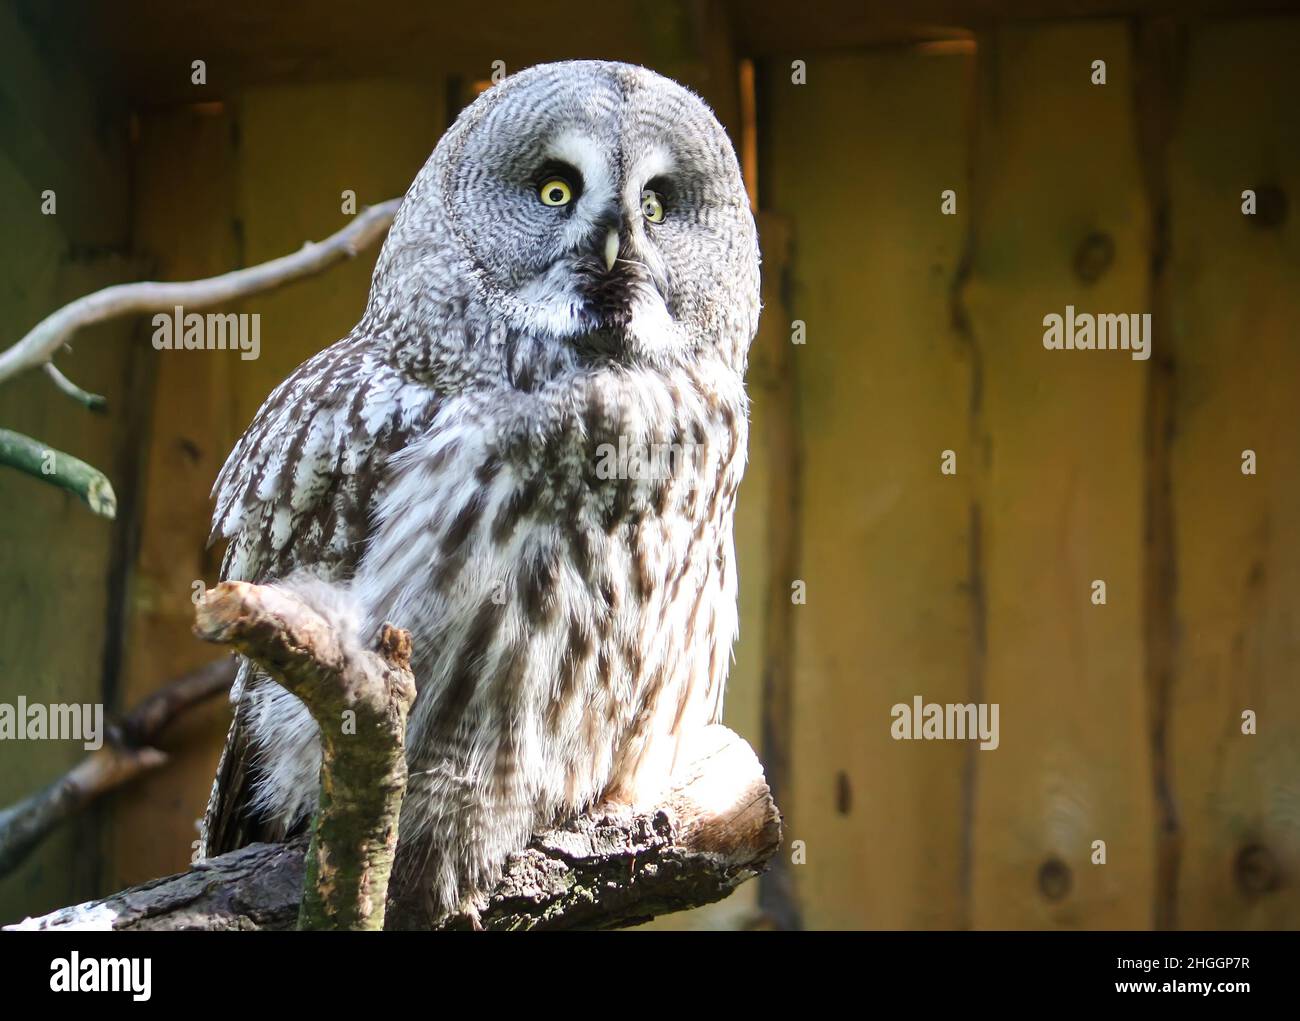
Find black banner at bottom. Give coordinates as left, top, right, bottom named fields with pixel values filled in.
left=0, top=929, right=1290, bottom=1006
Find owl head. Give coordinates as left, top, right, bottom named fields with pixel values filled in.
left=371, top=61, right=760, bottom=377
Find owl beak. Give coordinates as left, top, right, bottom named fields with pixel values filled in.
left=603, top=229, right=619, bottom=272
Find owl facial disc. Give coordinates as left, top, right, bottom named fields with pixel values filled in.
left=371, top=60, right=759, bottom=375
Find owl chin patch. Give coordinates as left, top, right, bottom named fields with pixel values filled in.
left=570, top=312, right=683, bottom=367
left=575, top=253, right=639, bottom=318
left=570, top=328, right=627, bottom=361
left=568, top=257, right=684, bottom=364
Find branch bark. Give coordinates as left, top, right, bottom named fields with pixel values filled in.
left=8, top=724, right=779, bottom=931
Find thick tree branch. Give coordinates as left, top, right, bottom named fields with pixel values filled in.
left=193, top=580, right=416, bottom=931
left=0, top=658, right=235, bottom=878
left=8, top=724, right=779, bottom=931
left=0, top=427, right=117, bottom=517
left=0, top=199, right=400, bottom=386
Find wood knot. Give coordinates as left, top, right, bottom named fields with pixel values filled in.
left=1037, top=856, right=1072, bottom=902
left=1073, top=231, right=1115, bottom=283
left=1235, top=843, right=1280, bottom=896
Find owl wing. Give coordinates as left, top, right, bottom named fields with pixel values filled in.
left=200, top=334, right=441, bottom=856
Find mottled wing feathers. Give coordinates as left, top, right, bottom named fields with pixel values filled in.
left=200, top=334, right=441, bottom=857
left=211, top=336, right=434, bottom=586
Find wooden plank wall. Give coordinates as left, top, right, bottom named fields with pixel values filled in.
left=764, top=16, right=1299, bottom=928
left=764, top=49, right=975, bottom=928
left=963, top=22, right=1153, bottom=930
left=6, top=6, right=1296, bottom=932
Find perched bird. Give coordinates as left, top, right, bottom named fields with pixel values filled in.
left=199, top=60, right=761, bottom=924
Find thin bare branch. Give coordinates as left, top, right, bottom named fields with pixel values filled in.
left=43, top=362, right=108, bottom=412
left=0, top=199, right=400, bottom=386
left=0, top=658, right=235, bottom=878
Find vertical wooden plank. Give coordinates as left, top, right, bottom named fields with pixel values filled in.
left=963, top=22, right=1154, bottom=927
left=765, top=49, right=975, bottom=928
left=110, top=105, right=242, bottom=890
left=1167, top=18, right=1300, bottom=929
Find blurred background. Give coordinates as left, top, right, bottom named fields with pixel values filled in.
left=1, top=0, right=1298, bottom=929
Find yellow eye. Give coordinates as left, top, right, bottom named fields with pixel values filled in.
left=539, top=177, right=573, bottom=206
left=641, top=189, right=665, bottom=223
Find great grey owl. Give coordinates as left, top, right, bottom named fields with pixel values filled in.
left=199, top=60, right=760, bottom=925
